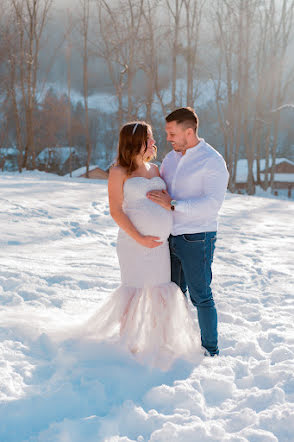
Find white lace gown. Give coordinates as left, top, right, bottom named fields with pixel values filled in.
left=84, top=177, right=201, bottom=369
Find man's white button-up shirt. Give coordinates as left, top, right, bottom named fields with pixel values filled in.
left=160, top=138, right=229, bottom=235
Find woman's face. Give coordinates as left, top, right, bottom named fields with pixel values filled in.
left=140, top=129, right=156, bottom=161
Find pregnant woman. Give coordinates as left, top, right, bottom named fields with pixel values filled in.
left=84, top=121, right=200, bottom=369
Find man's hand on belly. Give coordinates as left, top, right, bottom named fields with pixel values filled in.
left=147, top=189, right=172, bottom=210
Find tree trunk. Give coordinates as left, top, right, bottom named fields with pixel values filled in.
left=166, top=0, right=183, bottom=109
left=81, top=0, right=91, bottom=178
left=66, top=9, right=73, bottom=177
left=9, top=53, right=23, bottom=172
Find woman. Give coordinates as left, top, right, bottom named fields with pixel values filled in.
left=84, top=121, right=200, bottom=369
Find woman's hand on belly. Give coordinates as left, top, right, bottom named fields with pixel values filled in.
left=136, top=235, right=163, bottom=248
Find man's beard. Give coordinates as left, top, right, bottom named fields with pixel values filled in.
left=172, top=140, right=188, bottom=151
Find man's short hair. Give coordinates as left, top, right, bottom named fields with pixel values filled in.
left=166, top=107, right=198, bottom=133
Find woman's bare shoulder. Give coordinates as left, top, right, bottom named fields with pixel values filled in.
left=109, top=164, right=127, bottom=179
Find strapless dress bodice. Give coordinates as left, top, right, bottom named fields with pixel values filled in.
left=121, top=176, right=172, bottom=242
left=123, top=176, right=166, bottom=206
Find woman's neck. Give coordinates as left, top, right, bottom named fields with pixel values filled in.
left=135, top=158, right=148, bottom=169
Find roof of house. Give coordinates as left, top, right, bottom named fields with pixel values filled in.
left=260, top=160, right=294, bottom=174
left=37, top=147, right=77, bottom=165
left=65, top=165, right=108, bottom=178
left=0, top=147, right=18, bottom=155
left=260, top=173, right=294, bottom=183
left=236, top=158, right=294, bottom=183
left=80, top=167, right=109, bottom=179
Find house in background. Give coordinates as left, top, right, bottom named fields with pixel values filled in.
left=235, top=158, right=294, bottom=197
left=66, top=165, right=108, bottom=179
left=36, top=146, right=83, bottom=175
left=0, top=147, right=19, bottom=171
left=79, top=166, right=109, bottom=179
left=68, top=156, right=116, bottom=180
left=260, top=159, right=294, bottom=191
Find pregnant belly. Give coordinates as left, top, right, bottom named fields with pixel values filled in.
left=125, top=201, right=172, bottom=241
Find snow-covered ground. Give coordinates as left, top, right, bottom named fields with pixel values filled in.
left=0, top=171, right=293, bottom=442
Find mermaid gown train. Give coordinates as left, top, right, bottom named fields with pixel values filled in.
left=84, top=177, right=201, bottom=369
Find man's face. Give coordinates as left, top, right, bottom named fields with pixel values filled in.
left=165, top=121, right=188, bottom=152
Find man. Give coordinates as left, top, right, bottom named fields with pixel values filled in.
left=147, top=107, right=229, bottom=357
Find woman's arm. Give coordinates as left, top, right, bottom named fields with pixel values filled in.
left=108, top=166, right=162, bottom=248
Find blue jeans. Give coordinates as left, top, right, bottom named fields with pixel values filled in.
left=169, top=232, right=219, bottom=356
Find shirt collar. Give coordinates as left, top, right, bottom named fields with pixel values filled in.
left=171, top=138, right=205, bottom=160
left=184, top=138, right=205, bottom=156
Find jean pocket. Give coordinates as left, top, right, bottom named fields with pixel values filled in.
left=182, top=233, right=205, bottom=243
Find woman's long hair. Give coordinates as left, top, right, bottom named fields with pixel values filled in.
left=116, top=121, right=155, bottom=175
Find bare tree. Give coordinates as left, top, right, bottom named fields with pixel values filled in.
left=7, top=42, right=24, bottom=172
left=0, top=2, right=23, bottom=171
left=212, top=0, right=240, bottom=190
left=95, top=0, right=145, bottom=126
left=211, top=0, right=294, bottom=194
left=65, top=9, right=74, bottom=177
left=267, top=0, right=294, bottom=191
left=95, top=1, right=123, bottom=127
left=77, top=0, right=92, bottom=177
left=165, top=0, right=184, bottom=110
left=141, top=0, right=170, bottom=121
left=182, top=0, right=204, bottom=106
left=10, top=0, right=53, bottom=170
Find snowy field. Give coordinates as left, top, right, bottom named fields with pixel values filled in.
left=0, top=171, right=294, bottom=442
